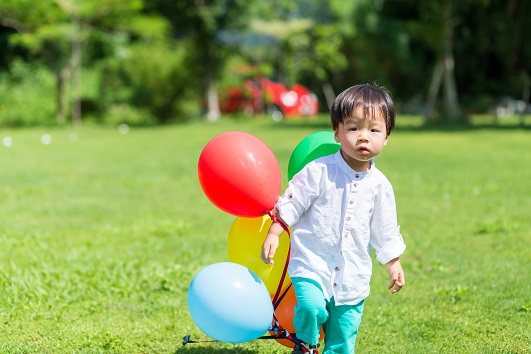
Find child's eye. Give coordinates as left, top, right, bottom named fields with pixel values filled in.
left=371, top=129, right=379, bottom=132
left=348, top=127, right=358, bottom=131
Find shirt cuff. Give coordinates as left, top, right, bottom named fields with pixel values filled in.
left=376, top=232, right=406, bottom=264
left=276, top=199, right=300, bottom=227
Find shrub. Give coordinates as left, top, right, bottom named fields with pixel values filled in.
left=105, top=104, right=157, bottom=127
left=98, top=41, right=199, bottom=124
left=0, top=60, right=56, bottom=127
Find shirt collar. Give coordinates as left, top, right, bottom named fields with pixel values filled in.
left=334, top=150, right=374, bottom=180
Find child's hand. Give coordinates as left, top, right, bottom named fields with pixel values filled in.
left=261, top=233, right=280, bottom=265
left=386, top=257, right=405, bottom=293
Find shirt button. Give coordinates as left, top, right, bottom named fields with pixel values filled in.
left=353, top=183, right=358, bottom=187
left=335, top=266, right=340, bottom=271
left=349, top=200, right=354, bottom=204
left=288, top=193, right=293, bottom=198
left=333, top=283, right=337, bottom=288
left=355, top=174, right=359, bottom=178
left=346, top=216, right=351, bottom=221
left=343, top=232, right=348, bottom=238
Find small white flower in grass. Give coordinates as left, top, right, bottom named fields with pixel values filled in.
left=2, top=136, right=13, bottom=147
left=118, top=123, right=129, bottom=135
left=41, top=134, right=52, bottom=145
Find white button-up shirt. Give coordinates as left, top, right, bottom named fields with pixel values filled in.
left=276, top=151, right=406, bottom=305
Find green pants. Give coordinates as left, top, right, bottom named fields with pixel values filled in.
left=292, top=277, right=365, bottom=354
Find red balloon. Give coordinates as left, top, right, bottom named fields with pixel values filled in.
left=198, top=132, right=281, bottom=217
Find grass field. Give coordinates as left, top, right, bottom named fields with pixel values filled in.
left=0, top=116, right=530, bottom=353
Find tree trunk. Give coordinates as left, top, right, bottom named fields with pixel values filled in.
left=71, top=15, right=82, bottom=127
left=321, top=82, right=336, bottom=111
left=424, top=60, right=444, bottom=121
left=520, top=72, right=529, bottom=127
left=442, top=0, right=460, bottom=120
left=206, top=74, right=220, bottom=122
left=56, top=63, right=71, bottom=124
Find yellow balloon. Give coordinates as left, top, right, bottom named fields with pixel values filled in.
left=228, top=215, right=291, bottom=295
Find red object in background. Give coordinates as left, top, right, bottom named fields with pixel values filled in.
left=220, top=78, right=319, bottom=120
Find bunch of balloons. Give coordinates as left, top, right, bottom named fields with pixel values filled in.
left=189, top=130, right=340, bottom=346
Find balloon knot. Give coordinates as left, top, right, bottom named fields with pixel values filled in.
left=267, top=211, right=290, bottom=236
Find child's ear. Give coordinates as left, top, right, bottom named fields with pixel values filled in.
left=384, top=136, right=389, bottom=146
left=334, top=130, right=340, bottom=142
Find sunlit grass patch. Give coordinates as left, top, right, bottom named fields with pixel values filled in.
left=0, top=119, right=529, bottom=353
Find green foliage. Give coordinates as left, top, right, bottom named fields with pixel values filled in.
left=154, top=0, right=259, bottom=103
left=104, top=104, right=156, bottom=127
left=98, top=41, right=199, bottom=124
left=1, top=0, right=65, bottom=32
left=219, top=55, right=273, bottom=89
left=0, top=61, right=56, bottom=127
left=328, top=0, right=380, bottom=37
left=1, top=0, right=530, bottom=124
left=280, top=22, right=347, bottom=86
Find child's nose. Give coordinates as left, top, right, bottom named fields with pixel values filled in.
left=358, top=130, right=369, bottom=142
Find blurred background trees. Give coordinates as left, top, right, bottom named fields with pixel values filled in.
left=0, top=0, right=529, bottom=127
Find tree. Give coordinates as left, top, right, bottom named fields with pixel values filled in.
left=424, top=0, right=460, bottom=121
left=1, top=0, right=153, bottom=125
left=243, top=0, right=348, bottom=110
left=454, top=0, right=530, bottom=115
left=149, top=0, right=256, bottom=121
left=1, top=0, right=70, bottom=123
left=372, top=0, right=461, bottom=120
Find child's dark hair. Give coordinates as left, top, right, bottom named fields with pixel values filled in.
left=331, top=84, right=396, bottom=136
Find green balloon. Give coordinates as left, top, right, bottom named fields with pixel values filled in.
left=288, top=131, right=341, bottom=180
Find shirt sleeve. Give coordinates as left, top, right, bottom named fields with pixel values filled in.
left=369, top=182, right=406, bottom=264
left=275, top=163, right=321, bottom=227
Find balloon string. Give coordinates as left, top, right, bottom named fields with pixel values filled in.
left=273, top=283, right=292, bottom=310
left=266, top=210, right=290, bottom=235
left=272, top=247, right=290, bottom=305
left=266, top=210, right=291, bottom=306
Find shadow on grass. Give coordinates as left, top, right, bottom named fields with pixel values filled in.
left=176, top=345, right=263, bottom=354
left=177, top=348, right=260, bottom=354
left=175, top=335, right=277, bottom=354
left=174, top=333, right=294, bottom=353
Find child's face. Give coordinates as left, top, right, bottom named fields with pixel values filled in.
left=334, top=107, right=388, bottom=171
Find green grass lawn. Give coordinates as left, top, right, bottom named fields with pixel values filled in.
left=0, top=116, right=530, bottom=353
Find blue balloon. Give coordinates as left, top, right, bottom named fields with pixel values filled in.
left=187, top=262, right=273, bottom=343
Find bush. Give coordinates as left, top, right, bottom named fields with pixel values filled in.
left=105, top=104, right=157, bottom=127
left=98, top=41, right=200, bottom=124
left=0, top=61, right=56, bottom=127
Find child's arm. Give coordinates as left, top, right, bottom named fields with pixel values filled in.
left=386, top=257, right=405, bottom=293
left=260, top=220, right=285, bottom=265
